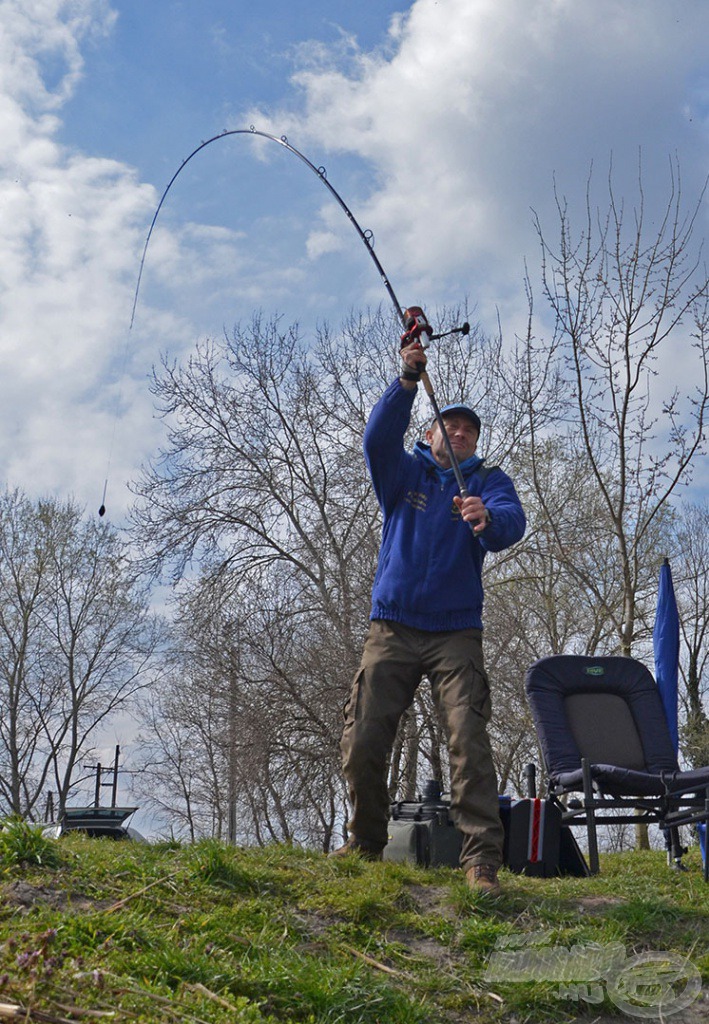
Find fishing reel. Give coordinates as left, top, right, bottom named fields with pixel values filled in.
left=400, top=306, right=433, bottom=347
left=400, top=306, right=470, bottom=349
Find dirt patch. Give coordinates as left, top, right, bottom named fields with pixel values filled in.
left=290, top=898, right=458, bottom=973
left=405, top=883, right=459, bottom=920
left=384, top=925, right=457, bottom=968
left=572, top=895, right=626, bottom=915
left=3, top=880, right=113, bottom=913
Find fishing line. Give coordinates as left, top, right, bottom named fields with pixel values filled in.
left=98, top=321, right=134, bottom=517
left=101, top=127, right=470, bottom=516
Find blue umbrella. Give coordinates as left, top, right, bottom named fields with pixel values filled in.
left=653, top=558, right=680, bottom=753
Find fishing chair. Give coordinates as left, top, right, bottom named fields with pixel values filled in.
left=524, top=654, right=709, bottom=879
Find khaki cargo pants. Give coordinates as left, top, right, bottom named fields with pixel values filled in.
left=340, top=619, right=504, bottom=869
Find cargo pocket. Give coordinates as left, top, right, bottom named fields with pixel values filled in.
left=439, top=659, right=487, bottom=703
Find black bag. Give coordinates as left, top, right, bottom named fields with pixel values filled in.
left=384, top=781, right=462, bottom=868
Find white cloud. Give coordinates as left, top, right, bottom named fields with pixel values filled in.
left=0, top=4, right=138, bottom=502
left=247, top=0, right=709, bottom=324
left=1, top=0, right=708, bottom=513
left=0, top=0, right=117, bottom=115
left=305, top=228, right=345, bottom=259
left=237, top=0, right=709, bottom=502
left=0, top=1, right=216, bottom=515
left=0, top=0, right=351, bottom=513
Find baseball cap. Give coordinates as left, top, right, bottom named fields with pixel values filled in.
left=437, top=403, right=481, bottom=435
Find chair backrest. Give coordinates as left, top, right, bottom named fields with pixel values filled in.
left=525, top=655, right=679, bottom=778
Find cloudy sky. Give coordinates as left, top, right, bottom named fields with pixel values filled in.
left=2, top=0, right=709, bottom=520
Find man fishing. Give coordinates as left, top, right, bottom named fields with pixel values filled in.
left=333, top=319, right=526, bottom=894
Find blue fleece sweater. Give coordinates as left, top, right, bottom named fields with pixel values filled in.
left=365, top=380, right=526, bottom=631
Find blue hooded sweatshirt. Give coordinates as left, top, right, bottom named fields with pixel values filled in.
left=364, top=379, right=526, bottom=632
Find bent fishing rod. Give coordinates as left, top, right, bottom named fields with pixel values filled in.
left=113, top=127, right=474, bottom=515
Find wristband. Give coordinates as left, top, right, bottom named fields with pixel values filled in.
left=400, top=362, right=421, bottom=382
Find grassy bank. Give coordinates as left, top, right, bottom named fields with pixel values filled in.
left=0, top=824, right=706, bottom=1022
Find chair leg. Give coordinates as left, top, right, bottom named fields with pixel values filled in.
left=666, top=826, right=688, bottom=871
left=581, top=758, right=600, bottom=875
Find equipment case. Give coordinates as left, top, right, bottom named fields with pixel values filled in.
left=383, top=784, right=588, bottom=876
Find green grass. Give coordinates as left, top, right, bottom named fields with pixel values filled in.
left=0, top=834, right=706, bottom=1023
left=0, top=817, right=63, bottom=869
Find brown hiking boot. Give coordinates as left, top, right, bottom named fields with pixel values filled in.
left=328, top=837, right=384, bottom=862
left=466, top=863, right=501, bottom=895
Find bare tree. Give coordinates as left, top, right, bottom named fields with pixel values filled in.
left=131, top=314, right=383, bottom=665
left=133, top=571, right=351, bottom=847
left=525, top=161, right=709, bottom=850
left=529, top=159, right=709, bottom=656
left=0, top=490, right=54, bottom=816
left=0, top=490, right=161, bottom=819
left=671, top=501, right=709, bottom=767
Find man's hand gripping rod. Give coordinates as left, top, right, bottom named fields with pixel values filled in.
left=400, top=307, right=475, bottom=513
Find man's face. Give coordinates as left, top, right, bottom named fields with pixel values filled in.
left=425, top=414, right=479, bottom=468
